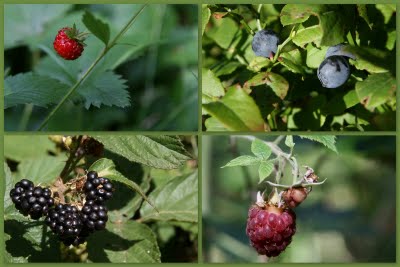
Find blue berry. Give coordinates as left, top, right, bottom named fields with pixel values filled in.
left=252, top=29, right=280, bottom=58
left=317, top=56, right=350, bottom=88
left=325, top=44, right=356, bottom=60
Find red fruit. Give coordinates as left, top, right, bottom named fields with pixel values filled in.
left=246, top=204, right=296, bottom=257
left=53, top=25, right=86, bottom=60
left=282, top=187, right=308, bottom=208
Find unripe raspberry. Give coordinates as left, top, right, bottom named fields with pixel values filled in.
left=282, top=187, right=308, bottom=208
left=246, top=204, right=296, bottom=257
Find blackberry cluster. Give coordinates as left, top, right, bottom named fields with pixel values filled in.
left=10, top=179, right=55, bottom=220
left=10, top=172, right=113, bottom=247
left=45, top=204, right=85, bottom=246
left=84, top=171, right=113, bottom=202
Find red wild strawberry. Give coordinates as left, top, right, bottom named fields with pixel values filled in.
left=246, top=204, right=296, bottom=257
left=53, top=24, right=87, bottom=60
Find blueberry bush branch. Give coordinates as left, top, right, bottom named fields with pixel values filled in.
left=37, top=4, right=148, bottom=130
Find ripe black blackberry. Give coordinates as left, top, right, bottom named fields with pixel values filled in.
left=10, top=179, right=55, bottom=220
left=81, top=200, right=109, bottom=233
left=45, top=204, right=85, bottom=246
left=84, top=171, right=113, bottom=202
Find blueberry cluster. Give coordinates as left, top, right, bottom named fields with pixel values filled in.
left=84, top=171, right=113, bottom=202
left=10, top=179, right=55, bottom=220
left=10, top=172, right=113, bottom=247
left=318, top=44, right=355, bottom=88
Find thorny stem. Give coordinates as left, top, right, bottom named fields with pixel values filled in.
left=37, top=4, right=148, bottom=130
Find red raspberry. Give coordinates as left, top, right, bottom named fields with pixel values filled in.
left=246, top=204, right=296, bottom=257
left=282, top=187, right=308, bottom=208
left=53, top=25, right=86, bottom=60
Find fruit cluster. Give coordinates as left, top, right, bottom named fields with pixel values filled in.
left=10, top=171, right=113, bottom=247
left=251, top=30, right=355, bottom=88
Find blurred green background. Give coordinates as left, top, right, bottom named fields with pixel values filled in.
left=202, top=135, right=395, bottom=263
left=5, top=4, right=198, bottom=131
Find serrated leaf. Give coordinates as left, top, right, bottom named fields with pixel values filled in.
left=355, top=73, right=396, bottom=111
left=87, top=220, right=161, bottom=263
left=251, top=139, right=271, bottom=159
left=94, top=136, right=190, bottom=169
left=285, top=136, right=295, bottom=148
left=202, top=68, right=225, bottom=104
left=140, top=171, right=198, bottom=223
left=258, top=161, right=274, bottom=183
left=89, top=158, right=156, bottom=211
left=203, top=87, right=265, bottom=131
left=82, top=11, right=110, bottom=45
left=4, top=73, right=68, bottom=109
left=202, top=5, right=211, bottom=35
left=79, top=71, right=130, bottom=109
left=299, top=135, right=338, bottom=153
left=221, top=155, right=261, bottom=168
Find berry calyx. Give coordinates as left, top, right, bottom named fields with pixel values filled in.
left=246, top=204, right=296, bottom=257
left=84, top=171, right=113, bottom=203
left=10, top=179, right=55, bottom=220
left=53, top=24, right=87, bottom=60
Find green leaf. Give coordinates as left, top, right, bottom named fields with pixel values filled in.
left=206, top=17, right=239, bottom=49
left=244, top=72, right=289, bottom=100
left=203, top=87, right=265, bottom=131
left=89, top=158, right=156, bottom=211
left=258, top=161, right=274, bottom=183
left=251, top=139, right=272, bottom=159
left=292, top=25, right=322, bottom=47
left=4, top=163, right=14, bottom=211
left=306, top=44, right=328, bottom=69
left=346, top=46, right=394, bottom=73
left=16, top=156, right=67, bottom=185
left=221, top=155, right=261, bottom=168
left=94, top=136, right=190, bottom=169
left=79, top=71, right=130, bottom=109
left=376, top=4, right=396, bottom=24
left=82, top=11, right=110, bottom=45
left=285, top=136, right=295, bottom=148
left=202, top=5, right=211, bottom=35
left=355, top=73, right=396, bottom=111
left=140, top=171, right=198, bottom=223
left=357, top=5, right=372, bottom=29
left=4, top=136, right=55, bottom=161
left=4, top=73, right=68, bottom=109
left=4, top=4, right=72, bottom=49
left=280, top=5, right=327, bottom=26
left=87, top=220, right=161, bottom=263
left=247, top=57, right=271, bottom=72
left=299, top=135, right=338, bottom=153
left=202, top=68, right=225, bottom=103
left=204, top=117, right=227, bottom=131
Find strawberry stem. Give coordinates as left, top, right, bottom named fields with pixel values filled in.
left=37, top=4, right=148, bottom=130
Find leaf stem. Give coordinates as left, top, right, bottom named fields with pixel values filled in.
left=37, top=4, right=148, bottom=131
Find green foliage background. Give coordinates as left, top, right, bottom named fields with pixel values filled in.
left=202, top=4, right=396, bottom=131
left=5, top=4, right=198, bottom=131
left=4, top=135, right=198, bottom=263
left=202, top=135, right=395, bottom=262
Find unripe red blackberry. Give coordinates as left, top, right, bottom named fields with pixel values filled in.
left=10, top=179, right=55, bottom=220
left=246, top=204, right=296, bottom=257
left=84, top=171, right=113, bottom=203
left=282, top=187, right=308, bottom=208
